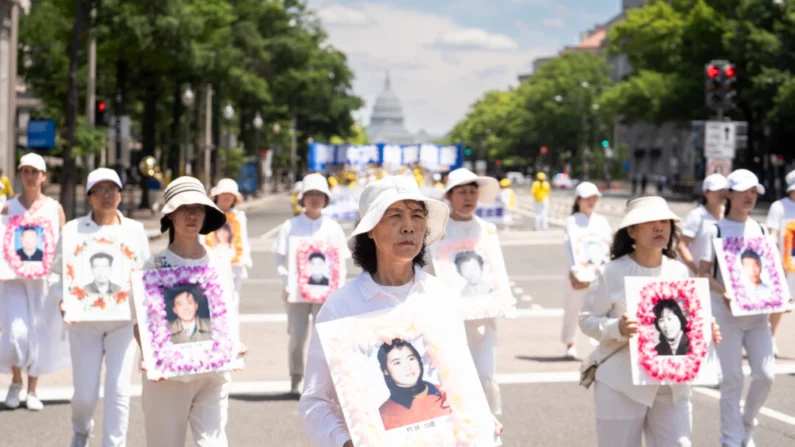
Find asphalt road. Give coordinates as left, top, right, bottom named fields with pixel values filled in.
left=2, top=189, right=794, bottom=446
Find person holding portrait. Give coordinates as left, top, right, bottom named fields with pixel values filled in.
left=677, top=173, right=726, bottom=275
left=299, top=175, right=503, bottom=447
left=579, top=195, right=722, bottom=446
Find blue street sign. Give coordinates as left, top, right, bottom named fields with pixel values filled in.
left=27, top=120, right=56, bottom=149
left=237, top=162, right=258, bottom=195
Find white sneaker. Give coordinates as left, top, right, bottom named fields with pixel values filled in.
left=565, top=346, right=577, bottom=359
left=25, top=393, right=43, bottom=411
left=290, top=376, right=303, bottom=395
left=4, top=382, right=22, bottom=409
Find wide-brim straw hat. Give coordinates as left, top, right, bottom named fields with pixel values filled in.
left=348, top=175, right=449, bottom=251
left=209, top=178, right=244, bottom=203
left=160, top=176, right=226, bottom=234
left=298, top=173, right=331, bottom=208
left=618, top=196, right=680, bottom=230
left=443, top=168, right=499, bottom=204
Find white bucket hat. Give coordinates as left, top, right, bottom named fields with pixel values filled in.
left=702, top=173, right=728, bottom=192
left=18, top=153, right=47, bottom=172
left=786, top=169, right=795, bottom=193
left=160, top=176, right=226, bottom=234
left=299, top=173, right=331, bottom=207
left=210, top=178, right=244, bottom=203
left=726, top=169, right=765, bottom=195
left=86, top=168, right=123, bottom=193
left=575, top=181, right=601, bottom=198
left=618, top=196, right=680, bottom=230
left=443, top=168, right=499, bottom=203
left=348, top=175, right=449, bottom=251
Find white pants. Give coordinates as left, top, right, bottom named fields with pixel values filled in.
left=595, top=383, right=692, bottom=447
left=465, top=318, right=501, bottom=415
left=714, top=313, right=775, bottom=447
left=69, top=322, right=137, bottom=446
left=141, top=373, right=230, bottom=446
left=534, top=200, right=549, bottom=230
left=561, top=279, right=588, bottom=345
left=286, top=302, right=321, bottom=379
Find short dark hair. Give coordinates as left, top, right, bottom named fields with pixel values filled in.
left=740, top=250, right=762, bottom=266
left=444, top=181, right=479, bottom=200
left=653, top=299, right=689, bottom=335
left=89, top=252, right=114, bottom=267
left=163, top=283, right=210, bottom=322
left=453, top=251, right=484, bottom=272
left=21, top=226, right=38, bottom=235
left=309, top=252, right=326, bottom=262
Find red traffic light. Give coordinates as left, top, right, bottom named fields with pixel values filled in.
left=706, top=65, right=720, bottom=79
left=540, top=146, right=548, bottom=154
left=97, top=100, right=106, bottom=112
left=723, top=65, right=736, bottom=78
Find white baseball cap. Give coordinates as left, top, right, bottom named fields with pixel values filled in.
left=348, top=175, right=448, bottom=251
left=443, top=168, right=499, bottom=203
left=726, top=169, right=765, bottom=195
left=575, top=182, right=601, bottom=198
left=702, top=173, right=728, bottom=192
left=299, top=173, right=331, bottom=207
left=86, top=168, right=123, bottom=193
left=18, top=153, right=46, bottom=172
left=786, top=169, right=795, bottom=193
left=618, top=196, right=680, bottom=230
left=210, top=178, right=244, bottom=203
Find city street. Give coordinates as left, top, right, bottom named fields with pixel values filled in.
left=2, top=189, right=795, bottom=446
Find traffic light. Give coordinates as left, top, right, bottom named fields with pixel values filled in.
left=601, top=140, right=609, bottom=148
left=540, top=146, right=548, bottom=154
left=723, top=64, right=738, bottom=110
left=95, top=100, right=108, bottom=126
left=464, top=148, right=472, bottom=156
left=705, top=63, right=723, bottom=111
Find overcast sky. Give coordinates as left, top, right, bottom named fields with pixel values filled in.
left=307, top=0, right=620, bottom=136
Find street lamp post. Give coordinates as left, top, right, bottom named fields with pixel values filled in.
left=289, top=115, right=297, bottom=187
left=223, top=103, right=235, bottom=178
left=272, top=122, right=281, bottom=191
left=181, top=86, right=195, bottom=176
left=253, top=112, right=263, bottom=196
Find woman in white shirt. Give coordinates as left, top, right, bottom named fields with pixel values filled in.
left=579, top=196, right=721, bottom=447
left=299, top=175, right=503, bottom=447
left=273, top=173, right=350, bottom=395
left=677, top=173, right=726, bottom=274
left=764, top=168, right=795, bottom=356
left=133, top=176, right=246, bottom=447
left=561, top=181, right=612, bottom=359
left=1, top=153, right=68, bottom=411
left=695, top=169, right=775, bottom=447
left=50, top=168, right=151, bottom=446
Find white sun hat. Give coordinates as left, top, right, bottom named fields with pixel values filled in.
left=160, top=176, right=226, bottom=234
left=726, top=169, right=765, bottom=195
left=702, top=173, right=728, bottom=192
left=210, top=178, right=244, bottom=203
left=86, top=168, right=123, bottom=193
left=18, top=153, right=47, bottom=172
left=443, top=168, right=499, bottom=203
left=786, top=169, right=795, bottom=193
left=618, top=196, right=680, bottom=230
left=348, top=175, right=449, bottom=250
left=298, top=173, right=331, bottom=207
left=575, top=181, right=601, bottom=198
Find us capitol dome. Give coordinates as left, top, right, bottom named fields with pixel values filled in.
left=367, top=72, right=437, bottom=144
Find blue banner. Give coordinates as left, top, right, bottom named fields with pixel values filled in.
left=237, top=162, right=258, bottom=195
left=308, top=142, right=463, bottom=172
left=27, top=120, right=56, bottom=149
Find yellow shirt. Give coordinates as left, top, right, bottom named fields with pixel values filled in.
left=531, top=180, right=550, bottom=202
left=0, top=175, right=13, bottom=198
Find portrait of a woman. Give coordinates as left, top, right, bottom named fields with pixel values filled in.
left=213, top=222, right=235, bottom=248
left=377, top=338, right=451, bottom=431
left=652, top=299, right=691, bottom=356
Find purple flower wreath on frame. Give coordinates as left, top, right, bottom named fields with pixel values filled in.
left=722, top=236, right=785, bottom=312
left=142, top=265, right=234, bottom=376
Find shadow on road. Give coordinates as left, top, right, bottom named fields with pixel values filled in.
left=0, top=399, right=71, bottom=411
left=230, top=393, right=300, bottom=403
left=515, top=355, right=578, bottom=363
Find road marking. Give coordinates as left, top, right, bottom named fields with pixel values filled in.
left=693, top=386, right=795, bottom=427
left=237, top=308, right=565, bottom=323
left=521, top=295, right=533, bottom=302
left=259, top=223, right=284, bottom=241
left=513, top=287, right=524, bottom=294
left=507, top=274, right=565, bottom=281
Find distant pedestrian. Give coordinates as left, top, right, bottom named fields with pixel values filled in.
left=631, top=174, right=638, bottom=195
left=640, top=173, right=648, bottom=194
left=531, top=172, right=551, bottom=230
left=657, top=175, right=666, bottom=195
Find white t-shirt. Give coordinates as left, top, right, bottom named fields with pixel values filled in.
left=681, top=205, right=720, bottom=242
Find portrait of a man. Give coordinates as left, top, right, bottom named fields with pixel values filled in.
left=652, top=299, right=691, bottom=356
left=377, top=338, right=451, bottom=431
left=740, top=250, right=771, bottom=297
left=16, top=226, right=43, bottom=262
left=83, top=252, right=122, bottom=295
left=165, top=283, right=213, bottom=345
left=454, top=251, right=492, bottom=297
left=584, top=240, right=607, bottom=267
left=308, top=252, right=330, bottom=286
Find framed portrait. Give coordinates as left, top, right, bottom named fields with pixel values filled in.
left=62, top=229, right=141, bottom=322
left=430, top=235, right=515, bottom=320
left=0, top=214, right=56, bottom=280
left=287, top=237, right=343, bottom=304
left=204, top=212, right=244, bottom=264
left=131, top=265, right=243, bottom=380
left=714, top=236, right=793, bottom=316
left=316, top=304, right=500, bottom=447
left=625, top=277, right=719, bottom=386
left=569, top=230, right=611, bottom=283
left=783, top=221, right=795, bottom=273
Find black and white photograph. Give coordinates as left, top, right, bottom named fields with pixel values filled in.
left=308, top=251, right=330, bottom=286
left=163, top=283, right=214, bottom=345
left=14, top=225, right=44, bottom=262
left=81, top=252, right=123, bottom=295
left=652, top=299, right=691, bottom=356
left=453, top=250, right=493, bottom=298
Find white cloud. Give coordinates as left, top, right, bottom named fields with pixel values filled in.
left=430, top=28, right=519, bottom=51
left=316, top=4, right=373, bottom=27
left=308, top=2, right=559, bottom=135
left=543, top=17, right=566, bottom=28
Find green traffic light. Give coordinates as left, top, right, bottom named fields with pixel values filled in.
left=601, top=140, right=609, bottom=148
left=465, top=149, right=472, bottom=156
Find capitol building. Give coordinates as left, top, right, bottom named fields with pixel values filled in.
left=366, top=72, right=439, bottom=144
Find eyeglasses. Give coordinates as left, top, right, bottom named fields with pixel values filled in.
left=90, top=187, right=120, bottom=196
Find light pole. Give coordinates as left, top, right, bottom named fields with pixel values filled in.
left=223, top=103, right=235, bottom=178
left=181, top=85, right=195, bottom=176
left=272, top=122, right=281, bottom=190
left=289, top=115, right=297, bottom=186
left=253, top=112, right=263, bottom=195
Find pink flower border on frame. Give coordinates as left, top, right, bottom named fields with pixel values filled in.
left=295, top=239, right=341, bottom=303
left=3, top=214, right=55, bottom=279
left=141, top=265, right=235, bottom=377
left=721, top=236, right=786, bottom=312
left=635, top=279, right=708, bottom=383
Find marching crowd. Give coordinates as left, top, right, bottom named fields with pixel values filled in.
left=0, top=151, right=793, bottom=447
